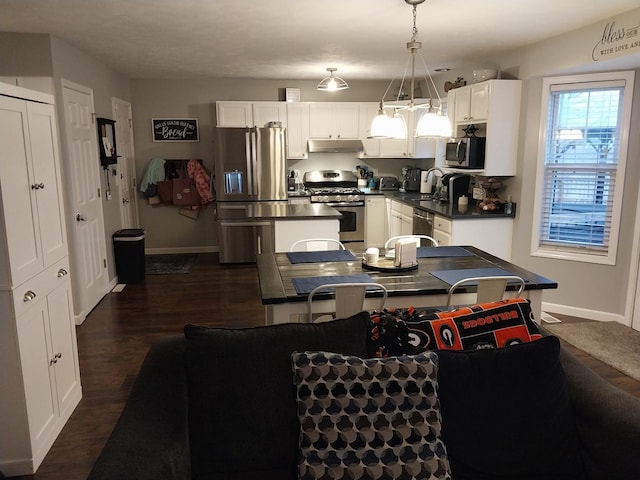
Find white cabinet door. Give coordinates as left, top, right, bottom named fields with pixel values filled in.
left=452, top=82, right=489, bottom=124
left=358, top=103, right=381, bottom=157
left=0, top=97, right=66, bottom=289
left=252, top=102, right=287, bottom=128
left=388, top=200, right=403, bottom=238
left=17, top=299, right=58, bottom=456
left=365, top=196, right=386, bottom=247
left=0, top=96, right=42, bottom=287
left=28, top=103, right=67, bottom=270
left=400, top=203, right=413, bottom=235
left=286, top=103, right=309, bottom=159
left=309, top=103, right=359, bottom=139
left=216, top=101, right=253, bottom=127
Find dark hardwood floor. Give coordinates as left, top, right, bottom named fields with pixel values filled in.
left=11, top=253, right=640, bottom=479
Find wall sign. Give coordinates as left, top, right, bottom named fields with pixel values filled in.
left=591, top=16, right=640, bottom=62
left=152, top=118, right=199, bottom=142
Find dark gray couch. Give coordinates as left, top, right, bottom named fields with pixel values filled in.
left=87, top=314, right=640, bottom=480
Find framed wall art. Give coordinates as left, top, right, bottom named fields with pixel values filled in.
left=152, top=118, right=199, bottom=142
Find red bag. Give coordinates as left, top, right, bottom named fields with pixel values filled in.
left=172, top=178, right=200, bottom=206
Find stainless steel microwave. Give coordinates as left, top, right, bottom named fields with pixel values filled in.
left=445, top=137, right=486, bottom=168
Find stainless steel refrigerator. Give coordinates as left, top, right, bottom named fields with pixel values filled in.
left=214, top=126, right=287, bottom=263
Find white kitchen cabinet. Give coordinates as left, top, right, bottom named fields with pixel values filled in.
left=0, top=95, right=67, bottom=289
left=0, top=84, right=81, bottom=476
left=309, top=102, right=359, bottom=139
left=286, top=102, right=310, bottom=159
left=358, top=102, right=436, bottom=159
left=216, top=101, right=253, bottom=127
left=452, top=82, right=490, bottom=124
left=216, top=101, right=287, bottom=128
left=447, top=80, right=522, bottom=176
left=387, top=200, right=413, bottom=238
left=433, top=214, right=513, bottom=260
left=365, top=196, right=386, bottom=247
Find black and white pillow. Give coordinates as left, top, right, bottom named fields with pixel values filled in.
left=291, top=351, right=451, bottom=480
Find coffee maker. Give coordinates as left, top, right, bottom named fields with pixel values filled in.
left=440, top=173, right=471, bottom=204
left=402, top=167, right=422, bottom=192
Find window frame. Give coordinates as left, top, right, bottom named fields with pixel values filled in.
left=531, top=71, right=635, bottom=265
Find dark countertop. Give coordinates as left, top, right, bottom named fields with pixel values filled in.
left=245, top=202, right=341, bottom=220
left=377, top=191, right=516, bottom=219
left=285, top=189, right=515, bottom=219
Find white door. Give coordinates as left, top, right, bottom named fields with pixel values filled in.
left=112, top=98, right=138, bottom=228
left=61, top=80, right=109, bottom=322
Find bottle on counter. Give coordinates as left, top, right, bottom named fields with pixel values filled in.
left=505, top=195, right=513, bottom=214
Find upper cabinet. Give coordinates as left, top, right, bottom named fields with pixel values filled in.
left=286, top=102, right=310, bottom=159
left=447, top=80, right=522, bottom=176
left=216, top=101, right=287, bottom=128
left=308, top=102, right=359, bottom=139
left=358, top=102, right=437, bottom=159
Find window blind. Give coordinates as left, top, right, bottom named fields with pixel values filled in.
left=539, top=81, right=624, bottom=254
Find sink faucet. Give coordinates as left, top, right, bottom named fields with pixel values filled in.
left=424, top=167, right=444, bottom=196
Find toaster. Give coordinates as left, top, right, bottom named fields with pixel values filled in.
left=378, top=176, right=400, bottom=191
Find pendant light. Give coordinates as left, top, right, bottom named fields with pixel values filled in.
left=317, top=67, right=349, bottom=91
left=370, top=0, right=451, bottom=139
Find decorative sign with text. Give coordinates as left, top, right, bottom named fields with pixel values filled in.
left=591, top=16, right=640, bottom=63
left=152, top=118, right=199, bottom=142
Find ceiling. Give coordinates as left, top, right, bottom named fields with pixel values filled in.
left=1, top=0, right=638, bottom=81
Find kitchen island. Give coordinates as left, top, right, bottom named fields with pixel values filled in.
left=257, top=245, right=556, bottom=325
left=217, top=202, right=342, bottom=262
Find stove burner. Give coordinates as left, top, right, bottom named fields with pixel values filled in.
left=307, top=187, right=362, bottom=195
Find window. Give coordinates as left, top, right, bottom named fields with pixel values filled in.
left=532, top=71, right=634, bottom=265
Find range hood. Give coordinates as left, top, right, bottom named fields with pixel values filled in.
left=307, top=139, right=364, bottom=153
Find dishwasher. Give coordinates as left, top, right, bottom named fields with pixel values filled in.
left=412, top=208, right=434, bottom=236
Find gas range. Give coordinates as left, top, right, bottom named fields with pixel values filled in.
left=303, top=170, right=364, bottom=206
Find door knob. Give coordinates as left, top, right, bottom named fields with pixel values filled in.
left=122, top=198, right=129, bottom=204
left=76, top=214, right=86, bottom=222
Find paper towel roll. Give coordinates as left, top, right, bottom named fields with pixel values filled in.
left=420, top=170, right=430, bottom=194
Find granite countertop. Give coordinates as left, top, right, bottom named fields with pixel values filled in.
left=245, top=202, right=341, bottom=220
left=379, top=191, right=516, bottom=219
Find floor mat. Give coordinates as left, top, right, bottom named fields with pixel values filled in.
left=545, top=320, right=640, bottom=381
left=145, top=254, right=197, bottom=274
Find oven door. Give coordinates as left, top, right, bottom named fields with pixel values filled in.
left=328, top=203, right=364, bottom=243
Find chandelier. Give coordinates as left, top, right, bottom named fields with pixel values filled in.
left=370, top=0, right=452, bottom=139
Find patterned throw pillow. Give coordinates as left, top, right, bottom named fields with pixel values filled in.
left=291, top=351, right=451, bottom=480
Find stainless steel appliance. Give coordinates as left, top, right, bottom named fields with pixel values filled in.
left=440, top=173, right=472, bottom=204
left=412, top=209, right=434, bottom=236
left=445, top=136, right=486, bottom=168
left=214, top=126, right=287, bottom=263
left=401, top=167, right=422, bottom=192
left=378, top=176, right=400, bottom=191
left=303, top=170, right=365, bottom=243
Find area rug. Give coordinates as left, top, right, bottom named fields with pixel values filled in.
left=545, top=321, right=640, bottom=381
left=145, top=254, right=197, bottom=274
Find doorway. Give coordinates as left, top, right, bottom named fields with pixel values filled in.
left=112, top=98, right=139, bottom=229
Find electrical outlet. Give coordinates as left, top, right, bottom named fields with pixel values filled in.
left=472, top=187, right=483, bottom=200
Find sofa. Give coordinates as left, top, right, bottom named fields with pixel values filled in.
left=87, top=310, right=640, bottom=480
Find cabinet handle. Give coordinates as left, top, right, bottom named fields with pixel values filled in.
left=57, top=268, right=68, bottom=277
left=23, top=290, right=37, bottom=302
left=49, top=353, right=62, bottom=366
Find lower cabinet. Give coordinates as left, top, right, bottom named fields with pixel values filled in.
left=388, top=200, right=413, bottom=239
left=433, top=215, right=513, bottom=260
left=0, top=258, right=81, bottom=475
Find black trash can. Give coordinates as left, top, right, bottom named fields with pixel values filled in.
left=112, top=228, right=145, bottom=283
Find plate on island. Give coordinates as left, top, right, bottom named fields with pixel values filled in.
left=362, top=258, right=418, bottom=272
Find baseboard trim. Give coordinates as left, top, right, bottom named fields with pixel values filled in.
left=144, top=246, right=218, bottom=255
left=542, top=301, right=627, bottom=325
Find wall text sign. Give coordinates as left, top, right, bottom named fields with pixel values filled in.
left=152, top=118, right=199, bottom=142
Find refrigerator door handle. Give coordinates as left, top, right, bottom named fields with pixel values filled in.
left=251, top=130, right=258, bottom=196
left=245, top=131, right=253, bottom=196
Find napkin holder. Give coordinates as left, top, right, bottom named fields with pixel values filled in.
left=394, top=238, right=417, bottom=268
